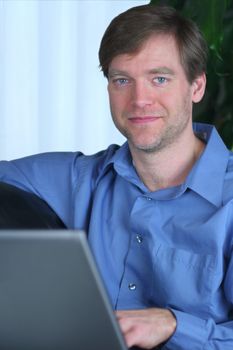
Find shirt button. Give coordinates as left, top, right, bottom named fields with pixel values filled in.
left=145, top=196, right=152, bottom=201
left=128, top=283, right=136, bottom=291
left=136, top=234, right=143, bottom=243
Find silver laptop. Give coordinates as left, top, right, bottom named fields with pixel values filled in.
left=0, top=230, right=128, bottom=350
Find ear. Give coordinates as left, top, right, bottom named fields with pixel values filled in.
left=191, top=73, right=206, bottom=103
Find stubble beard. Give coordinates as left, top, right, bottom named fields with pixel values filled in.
left=113, top=97, right=192, bottom=155
left=130, top=116, right=190, bottom=154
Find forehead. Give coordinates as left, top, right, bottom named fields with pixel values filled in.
left=108, top=34, right=184, bottom=75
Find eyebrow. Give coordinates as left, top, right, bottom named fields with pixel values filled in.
left=108, top=67, right=175, bottom=78
left=108, top=70, right=130, bottom=78
left=149, top=67, right=175, bottom=75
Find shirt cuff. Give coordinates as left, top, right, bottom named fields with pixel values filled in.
left=164, top=308, right=209, bottom=349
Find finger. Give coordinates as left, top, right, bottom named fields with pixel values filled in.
left=116, top=308, right=176, bottom=349
left=121, top=323, right=146, bottom=349
left=117, top=314, right=135, bottom=332
left=117, top=314, right=148, bottom=348
left=116, top=309, right=144, bottom=319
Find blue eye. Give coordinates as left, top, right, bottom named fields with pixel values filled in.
left=113, top=78, right=129, bottom=86
left=154, top=77, right=167, bottom=85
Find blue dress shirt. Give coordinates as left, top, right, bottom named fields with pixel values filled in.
left=0, top=123, right=233, bottom=349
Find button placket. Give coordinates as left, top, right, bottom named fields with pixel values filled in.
left=115, top=195, right=155, bottom=307
left=128, top=283, right=136, bottom=291
left=136, top=234, right=143, bottom=243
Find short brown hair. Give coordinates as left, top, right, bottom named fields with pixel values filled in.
left=98, top=4, right=208, bottom=83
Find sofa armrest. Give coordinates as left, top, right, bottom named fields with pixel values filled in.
left=0, top=182, right=66, bottom=229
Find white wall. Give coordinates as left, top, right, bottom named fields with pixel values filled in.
left=0, top=0, right=149, bottom=159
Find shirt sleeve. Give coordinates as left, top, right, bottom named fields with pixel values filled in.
left=0, top=152, right=82, bottom=226
left=0, top=146, right=117, bottom=227
left=164, top=310, right=233, bottom=349
left=164, top=249, right=233, bottom=350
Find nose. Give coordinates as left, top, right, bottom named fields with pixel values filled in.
left=131, top=81, right=153, bottom=109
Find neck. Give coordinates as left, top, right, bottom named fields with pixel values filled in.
left=130, top=133, right=205, bottom=192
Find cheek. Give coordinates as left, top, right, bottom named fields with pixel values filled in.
left=108, top=94, right=122, bottom=122
left=109, top=91, right=130, bottom=113
left=163, top=88, right=190, bottom=109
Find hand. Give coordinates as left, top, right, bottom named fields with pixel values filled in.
left=116, top=308, right=176, bottom=349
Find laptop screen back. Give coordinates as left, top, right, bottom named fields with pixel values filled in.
left=0, top=230, right=127, bottom=350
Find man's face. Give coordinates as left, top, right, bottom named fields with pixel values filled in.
left=107, top=34, right=206, bottom=154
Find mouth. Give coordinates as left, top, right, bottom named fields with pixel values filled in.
left=128, top=116, right=162, bottom=124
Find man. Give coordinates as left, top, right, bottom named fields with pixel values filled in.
left=0, top=4, right=233, bottom=349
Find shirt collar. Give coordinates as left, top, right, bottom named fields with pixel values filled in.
left=102, top=123, right=230, bottom=206
left=99, top=142, right=148, bottom=192
left=186, top=123, right=229, bottom=207
left=111, top=142, right=147, bottom=191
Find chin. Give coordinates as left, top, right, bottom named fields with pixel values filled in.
left=132, top=137, right=168, bottom=153
left=132, top=142, right=158, bottom=153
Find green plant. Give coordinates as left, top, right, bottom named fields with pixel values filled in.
left=150, top=0, right=233, bottom=148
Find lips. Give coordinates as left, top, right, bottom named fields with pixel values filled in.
left=128, top=116, right=161, bottom=124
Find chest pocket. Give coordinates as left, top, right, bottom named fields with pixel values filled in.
left=150, top=244, right=216, bottom=315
